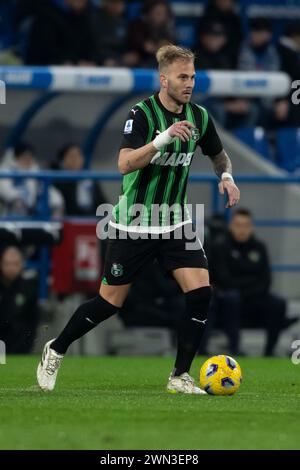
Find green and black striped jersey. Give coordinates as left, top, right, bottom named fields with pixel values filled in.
left=111, top=93, right=223, bottom=233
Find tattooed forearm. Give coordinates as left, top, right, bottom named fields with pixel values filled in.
left=209, top=150, right=232, bottom=179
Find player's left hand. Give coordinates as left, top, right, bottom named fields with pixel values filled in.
left=218, top=179, right=240, bottom=208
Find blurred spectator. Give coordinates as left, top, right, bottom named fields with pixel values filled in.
left=196, top=20, right=259, bottom=129
left=89, top=0, right=132, bottom=66
left=206, top=96, right=260, bottom=129
left=237, top=18, right=280, bottom=128
left=238, top=18, right=280, bottom=72
left=273, top=21, right=300, bottom=127
left=194, top=21, right=233, bottom=70
left=0, top=142, right=63, bottom=217
left=202, top=208, right=297, bottom=356
left=14, top=0, right=43, bottom=63
left=54, top=144, right=106, bottom=216
left=126, top=0, right=175, bottom=68
left=26, top=0, right=96, bottom=65
left=0, top=0, right=22, bottom=64
left=198, top=0, right=243, bottom=68
left=0, top=0, right=14, bottom=51
left=278, top=21, right=300, bottom=81
left=0, top=246, right=39, bottom=353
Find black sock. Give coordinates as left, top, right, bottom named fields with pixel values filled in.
left=51, top=295, right=118, bottom=355
left=174, top=286, right=212, bottom=376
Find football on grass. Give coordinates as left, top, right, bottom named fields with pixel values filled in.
left=200, top=355, right=243, bottom=395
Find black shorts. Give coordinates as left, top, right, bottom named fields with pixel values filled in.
left=102, top=224, right=208, bottom=285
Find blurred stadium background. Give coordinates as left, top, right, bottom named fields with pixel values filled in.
left=0, top=0, right=300, bottom=359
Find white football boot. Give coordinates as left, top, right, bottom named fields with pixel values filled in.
left=37, top=339, right=64, bottom=391
left=167, top=372, right=207, bottom=395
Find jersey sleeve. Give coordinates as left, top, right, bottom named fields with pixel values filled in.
left=198, top=115, right=223, bottom=157
left=119, top=107, right=149, bottom=150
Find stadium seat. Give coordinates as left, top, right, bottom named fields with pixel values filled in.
left=233, top=127, right=272, bottom=161
left=275, top=128, right=300, bottom=172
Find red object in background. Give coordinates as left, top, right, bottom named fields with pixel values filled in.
left=52, top=220, right=101, bottom=294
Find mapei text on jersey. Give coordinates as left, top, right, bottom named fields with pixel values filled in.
left=151, top=151, right=193, bottom=166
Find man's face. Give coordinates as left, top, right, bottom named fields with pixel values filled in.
left=229, top=215, right=254, bottom=243
left=65, top=0, right=88, bottom=13
left=16, top=151, right=35, bottom=170
left=250, top=30, right=272, bottom=47
left=201, top=33, right=227, bottom=52
left=62, top=147, right=84, bottom=171
left=0, top=249, right=23, bottom=283
left=215, top=0, right=234, bottom=11
left=103, top=0, right=125, bottom=16
left=161, top=59, right=195, bottom=105
left=148, top=4, right=170, bottom=27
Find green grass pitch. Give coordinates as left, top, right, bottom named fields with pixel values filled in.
left=0, top=356, right=299, bottom=450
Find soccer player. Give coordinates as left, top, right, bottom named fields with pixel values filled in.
left=37, top=45, right=240, bottom=394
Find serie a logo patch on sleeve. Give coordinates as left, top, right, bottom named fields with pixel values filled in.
left=124, top=119, right=133, bottom=134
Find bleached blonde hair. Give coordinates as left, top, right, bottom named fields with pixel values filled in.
left=156, top=44, right=195, bottom=71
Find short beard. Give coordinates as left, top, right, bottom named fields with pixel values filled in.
left=167, top=89, right=185, bottom=107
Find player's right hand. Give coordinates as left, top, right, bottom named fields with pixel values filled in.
left=152, top=120, right=195, bottom=150
left=168, top=120, right=195, bottom=142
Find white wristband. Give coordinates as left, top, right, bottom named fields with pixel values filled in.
left=153, top=129, right=175, bottom=150
left=221, top=172, right=234, bottom=182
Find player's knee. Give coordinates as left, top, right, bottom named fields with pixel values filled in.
left=99, top=283, right=129, bottom=308
left=81, top=295, right=118, bottom=325
left=185, top=286, right=212, bottom=322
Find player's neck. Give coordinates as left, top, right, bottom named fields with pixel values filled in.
left=158, top=91, right=183, bottom=114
